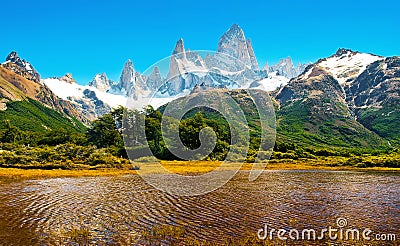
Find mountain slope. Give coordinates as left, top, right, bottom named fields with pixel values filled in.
left=42, top=76, right=121, bottom=121
left=2, top=51, right=40, bottom=82
left=347, top=56, right=400, bottom=145
left=275, top=65, right=386, bottom=148
left=0, top=53, right=89, bottom=124
left=0, top=54, right=87, bottom=132
left=0, top=98, right=85, bottom=132
left=317, top=48, right=383, bottom=85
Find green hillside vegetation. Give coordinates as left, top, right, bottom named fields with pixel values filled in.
left=0, top=105, right=399, bottom=170
left=276, top=100, right=386, bottom=148
left=0, top=98, right=86, bottom=133
left=0, top=105, right=130, bottom=170
left=0, top=88, right=399, bottom=170
left=357, top=106, right=400, bottom=146
left=152, top=90, right=270, bottom=162
left=125, top=89, right=398, bottom=167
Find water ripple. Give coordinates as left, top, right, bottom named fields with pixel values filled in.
left=0, top=170, right=398, bottom=245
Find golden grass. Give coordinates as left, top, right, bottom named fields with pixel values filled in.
left=137, top=160, right=400, bottom=176
left=0, top=159, right=398, bottom=181
left=137, top=160, right=243, bottom=175
left=0, top=168, right=137, bottom=182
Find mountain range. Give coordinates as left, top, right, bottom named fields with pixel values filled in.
left=0, top=54, right=86, bottom=132
left=275, top=49, right=399, bottom=147
left=0, top=24, right=399, bottom=148
left=36, top=24, right=308, bottom=120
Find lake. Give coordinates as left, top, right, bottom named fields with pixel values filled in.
left=0, top=170, right=398, bottom=245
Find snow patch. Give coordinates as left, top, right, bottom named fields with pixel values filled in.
left=302, top=67, right=313, bottom=79
left=43, top=78, right=125, bottom=109
left=42, top=78, right=181, bottom=110
left=318, top=51, right=383, bottom=84
left=251, top=71, right=289, bottom=91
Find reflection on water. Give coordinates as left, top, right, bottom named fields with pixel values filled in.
left=0, top=170, right=399, bottom=245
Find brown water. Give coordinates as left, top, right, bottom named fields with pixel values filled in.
left=0, top=170, right=399, bottom=245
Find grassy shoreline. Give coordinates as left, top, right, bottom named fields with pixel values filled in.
left=0, top=161, right=398, bottom=181
left=0, top=168, right=138, bottom=182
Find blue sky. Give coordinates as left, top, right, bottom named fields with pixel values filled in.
left=1, top=0, right=399, bottom=84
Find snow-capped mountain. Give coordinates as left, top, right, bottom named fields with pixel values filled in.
left=88, top=72, right=115, bottom=92
left=158, top=24, right=267, bottom=96
left=274, top=49, right=400, bottom=146
left=168, top=38, right=207, bottom=79
left=0, top=52, right=89, bottom=124
left=264, top=57, right=309, bottom=79
left=217, top=24, right=259, bottom=70
left=275, top=47, right=399, bottom=122
left=2, top=51, right=41, bottom=82
left=249, top=71, right=290, bottom=91
left=42, top=75, right=124, bottom=121
left=158, top=36, right=252, bottom=96
left=116, top=60, right=148, bottom=99
left=38, top=24, right=309, bottom=121
left=317, top=48, right=383, bottom=85
left=146, top=66, right=163, bottom=91
left=58, top=73, right=77, bottom=84
left=346, top=56, right=400, bottom=110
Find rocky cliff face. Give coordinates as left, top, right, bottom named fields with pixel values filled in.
left=146, top=66, right=163, bottom=91
left=172, top=38, right=186, bottom=57
left=345, top=56, right=400, bottom=144
left=346, top=56, right=400, bottom=109
left=246, top=39, right=259, bottom=70
left=117, top=60, right=147, bottom=99
left=168, top=38, right=187, bottom=81
left=159, top=25, right=266, bottom=97
left=88, top=72, right=115, bottom=92
left=59, top=73, right=77, bottom=84
left=317, top=48, right=383, bottom=85
left=2, top=51, right=41, bottom=83
left=273, top=48, right=400, bottom=147
left=265, top=57, right=308, bottom=79
left=0, top=53, right=88, bottom=124
left=275, top=64, right=385, bottom=147
left=277, top=66, right=347, bottom=114
left=164, top=38, right=209, bottom=95
left=217, top=24, right=259, bottom=70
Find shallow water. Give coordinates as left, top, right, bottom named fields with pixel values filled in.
left=0, top=170, right=399, bottom=245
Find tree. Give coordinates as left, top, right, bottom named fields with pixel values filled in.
left=179, top=112, right=208, bottom=150
left=122, top=108, right=146, bottom=145
left=0, top=120, right=23, bottom=143
left=110, top=106, right=125, bottom=129
left=38, top=128, right=70, bottom=146
left=86, top=113, right=123, bottom=148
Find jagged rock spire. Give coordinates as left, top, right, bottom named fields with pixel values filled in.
left=4, top=51, right=41, bottom=82
left=119, top=59, right=136, bottom=91
left=217, top=24, right=259, bottom=70
left=89, top=72, right=114, bottom=92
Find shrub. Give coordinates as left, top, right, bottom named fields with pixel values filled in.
left=344, top=157, right=363, bottom=166
left=87, top=152, right=119, bottom=166
left=134, top=156, right=158, bottom=162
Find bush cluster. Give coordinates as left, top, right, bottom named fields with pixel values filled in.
left=0, top=106, right=398, bottom=169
